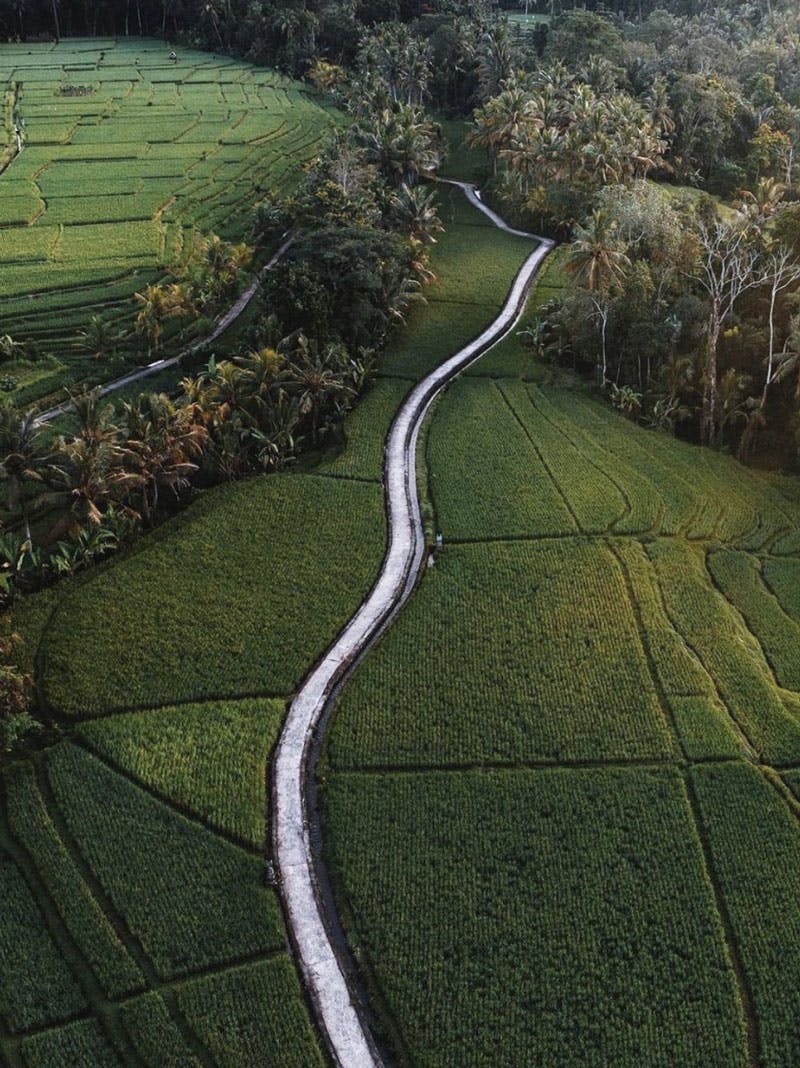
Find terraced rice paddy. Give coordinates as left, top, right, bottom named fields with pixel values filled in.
left=0, top=38, right=334, bottom=406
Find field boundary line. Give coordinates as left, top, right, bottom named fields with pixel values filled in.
left=33, top=234, right=294, bottom=426
left=525, top=385, right=634, bottom=534
left=494, top=378, right=581, bottom=533
left=641, top=542, right=759, bottom=759
left=702, top=546, right=797, bottom=708
left=271, top=179, right=554, bottom=1068
left=32, top=757, right=218, bottom=1068
left=73, top=736, right=263, bottom=857
left=0, top=776, right=147, bottom=1068
left=683, top=770, right=763, bottom=1068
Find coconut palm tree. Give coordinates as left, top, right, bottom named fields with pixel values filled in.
left=121, top=392, right=206, bottom=524
left=0, top=402, right=52, bottom=544
left=564, top=210, right=631, bottom=293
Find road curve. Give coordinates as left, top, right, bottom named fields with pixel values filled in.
left=272, top=180, right=554, bottom=1067
left=33, top=236, right=293, bottom=426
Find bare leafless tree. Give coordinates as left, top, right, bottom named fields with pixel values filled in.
left=693, top=219, right=767, bottom=444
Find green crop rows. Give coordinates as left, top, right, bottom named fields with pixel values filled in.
left=320, top=175, right=800, bottom=1067
left=2, top=464, right=385, bottom=1061
left=0, top=38, right=335, bottom=406
left=5, top=126, right=800, bottom=1066
left=324, top=767, right=748, bottom=1067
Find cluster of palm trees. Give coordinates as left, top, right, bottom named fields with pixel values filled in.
left=0, top=332, right=366, bottom=603
left=135, top=235, right=253, bottom=354
left=541, top=177, right=800, bottom=455
left=470, top=62, right=670, bottom=230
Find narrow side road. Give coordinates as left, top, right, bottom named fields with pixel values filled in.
left=33, top=237, right=293, bottom=426
left=272, top=181, right=554, bottom=1067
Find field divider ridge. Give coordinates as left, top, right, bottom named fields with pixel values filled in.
left=271, top=179, right=554, bottom=1068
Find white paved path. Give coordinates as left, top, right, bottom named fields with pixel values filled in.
left=272, top=182, right=554, bottom=1067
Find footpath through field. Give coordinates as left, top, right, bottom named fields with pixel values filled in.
left=271, top=182, right=554, bottom=1067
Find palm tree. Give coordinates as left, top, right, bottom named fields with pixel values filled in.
left=78, top=315, right=122, bottom=361
left=564, top=210, right=631, bottom=293
left=284, top=336, right=355, bottom=445
left=357, top=105, right=442, bottom=186
left=121, top=393, right=206, bottom=524
left=389, top=184, right=443, bottom=246
left=565, top=211, right=631, bottom=385
left=0, top=402, right=52, bottom=544
left=134, top=282, right=195, bottom=354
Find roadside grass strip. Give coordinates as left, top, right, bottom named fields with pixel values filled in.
left=327, top=540, right=677, bottom=769
left=45, top=742, right=284, bottom=980
left=691, top=761, right=800, bottom=1068
left=324, top=767, right=748, bottom=1068
left=78, top=697, right=285, bottom=851
left=314, top=376, right=410, bottom=483
left=34, top=474, right=385, bottom=716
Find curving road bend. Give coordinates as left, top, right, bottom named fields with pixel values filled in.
left=272, top=181, right=554, bottom=1067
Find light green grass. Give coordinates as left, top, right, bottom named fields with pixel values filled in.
left=0, top=39, right=335, bottom=405
left=78, top=697, right=285, bottom=850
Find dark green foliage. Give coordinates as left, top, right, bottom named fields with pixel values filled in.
left=3, top=761, right=146, bottom=999
left=692, top=762, right=800, bottom=1068
left=45, top=743, right=284, bottom=979
left=325, top=767, right=747, bottom=1067
left=263, top=225, right=417, bottom=350
left=20, top=1018, right=120, bottom=1067
left=119, top=992, right=203, bottom=1068
left=177, top=957, right=325, bottom=1068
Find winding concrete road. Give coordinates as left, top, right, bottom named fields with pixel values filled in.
left=272, top=181, right=554, bottom=1067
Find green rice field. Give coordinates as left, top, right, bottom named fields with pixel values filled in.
left=5, top=121, right=800, bottom=1067
left=0, top=38, right=334, bottom=407
left=320, top=188, right=800, bottom=1066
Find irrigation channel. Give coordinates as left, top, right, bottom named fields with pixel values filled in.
left=273, top=180, right=554, bottom=1067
